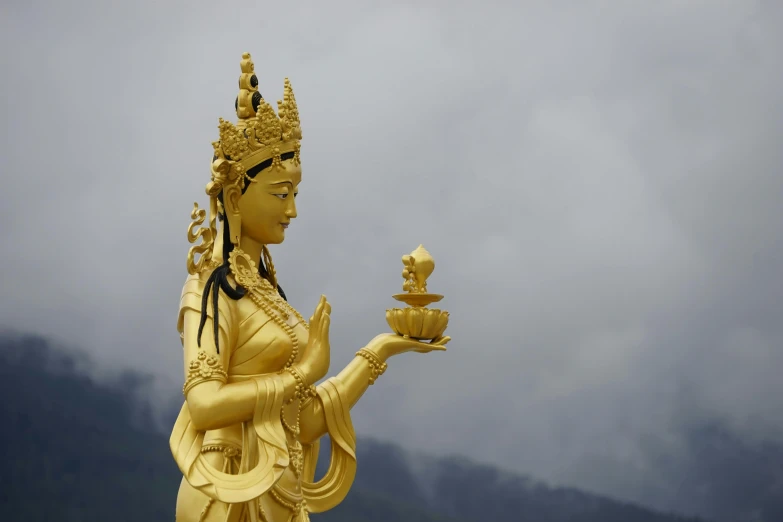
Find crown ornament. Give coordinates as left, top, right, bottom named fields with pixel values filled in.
left=209, top=52, right=303, bottom=194
left=186, top=52, right=303, bottom=275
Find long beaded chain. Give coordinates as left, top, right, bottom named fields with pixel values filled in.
left=228, top=247, right=308, bottom=367
left=269, top=488, right=307, bottom=520
left=246, top=287, right=302, bottom=368
left=228, top=246, right=310, bottom=499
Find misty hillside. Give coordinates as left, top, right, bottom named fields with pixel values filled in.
left=1, top=335, right=777, bottom=521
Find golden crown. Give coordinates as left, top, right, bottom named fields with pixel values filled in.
left=187, top=52, right=303, bottom=275
left=208, top=52, right=302, bottom=196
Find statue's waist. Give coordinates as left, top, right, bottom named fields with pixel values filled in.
left=200, top=425, right=303, bottom=498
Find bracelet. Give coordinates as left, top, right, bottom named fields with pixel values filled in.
left=182, top=350, right=228, bottom=395
left=284, top=366, right=317, bottom=402
left=356, top=348, right=388, bottom=385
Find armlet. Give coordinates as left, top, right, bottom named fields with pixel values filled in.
left=183, top=350, right=228, bottom=395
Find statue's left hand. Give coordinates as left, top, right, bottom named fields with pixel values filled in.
left=366, top=333, right=449, bottom=361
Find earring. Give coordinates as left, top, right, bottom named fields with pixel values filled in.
left=228, top=217, right=240, bottom=246
left=228, top=248, right=260, bottom=290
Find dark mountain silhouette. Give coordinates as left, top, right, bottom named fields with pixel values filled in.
left=2, top=334, right=774, bottom=521
left=652, top=420, right=783, bottom=522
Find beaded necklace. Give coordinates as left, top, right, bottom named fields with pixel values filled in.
left=228, top=248, right=308, bottom=364
left=227, top=247, right=310, bottom=489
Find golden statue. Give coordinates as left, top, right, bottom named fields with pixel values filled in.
left=170, top=52, right=450, bottom=522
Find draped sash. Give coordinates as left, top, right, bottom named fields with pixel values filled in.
left=300, top=378, right=357, bottom=513
left=170, top=375, right=287, bottom=520
left=170, top=375, right=357, bottom=521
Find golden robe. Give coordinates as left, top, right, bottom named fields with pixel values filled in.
left=170, top=270, right=356, bottom=522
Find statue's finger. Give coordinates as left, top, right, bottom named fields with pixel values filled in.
left=321, top=313, right=331, bottom=339
left=432, top=336, right=451, bottom=346
left=312, top=296, right=325, bottom=324
left=414, top=345, right=447, bottom=353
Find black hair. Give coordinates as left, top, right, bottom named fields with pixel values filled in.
left=196, top=150, right=297, bottom=353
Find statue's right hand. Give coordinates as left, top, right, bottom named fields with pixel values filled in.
left=298, top=295, right=331, bottom=384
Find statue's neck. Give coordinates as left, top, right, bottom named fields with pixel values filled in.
left=238, top=236, right=264, bottom=272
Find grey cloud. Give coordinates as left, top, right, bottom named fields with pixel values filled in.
left=2, top=0, right=782, bottom=516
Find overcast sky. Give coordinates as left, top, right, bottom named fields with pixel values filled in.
left=2, top=0, right=782, bottom=515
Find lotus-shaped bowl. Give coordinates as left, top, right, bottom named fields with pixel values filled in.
left=385, top=307, right=449, bottom=340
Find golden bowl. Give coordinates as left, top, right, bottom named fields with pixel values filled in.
left=386, top=307, right=449, bottom=340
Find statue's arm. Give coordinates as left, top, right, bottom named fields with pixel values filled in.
left=298, top=347, right=385, bottom=444
left=181, top=309, right=297, bottom=431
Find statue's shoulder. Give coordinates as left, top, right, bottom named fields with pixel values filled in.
left=178, top=268, right=239, bottom=325
left=180, top=269, right=210, bottom=300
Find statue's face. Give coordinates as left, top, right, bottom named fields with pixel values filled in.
left=238, top=159, right=301, bottom=245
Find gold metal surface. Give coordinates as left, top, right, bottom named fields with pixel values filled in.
left=171, top=53, right=451, bottom=522
left=387, top=245, right=451, bottom=343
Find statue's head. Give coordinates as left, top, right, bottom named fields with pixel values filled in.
left=187, top=52, right=302, bottom=349
left=188, top=52, right=303, bottom=275
left=222, top=157, right=301, bottom=246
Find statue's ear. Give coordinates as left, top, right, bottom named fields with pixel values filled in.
left=223, top=185, right=242, bottom=246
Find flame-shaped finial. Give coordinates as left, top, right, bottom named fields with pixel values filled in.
left=402, top=244, right=435, bottom=294
left=410, top=245, right=434, bottom=291
left=395, top=245, right=442, bottom=307
left=388, top=245, right=449, bottom=341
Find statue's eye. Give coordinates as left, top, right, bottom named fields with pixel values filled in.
left=274, top=193, right=288, bottom=200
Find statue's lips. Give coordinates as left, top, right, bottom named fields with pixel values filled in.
left=280, top=223, right=289, bottom=229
